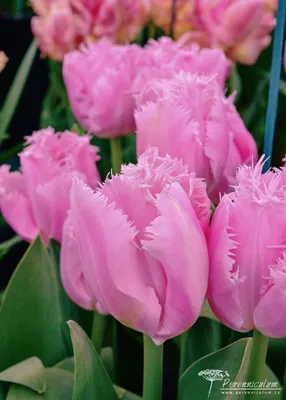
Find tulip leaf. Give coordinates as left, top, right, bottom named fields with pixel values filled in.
left=0, top=237, right=70, bottom=370
left=180, top=338, right=281, bottom=400
left=55, top=357, right=75, bottom=373
left=6, top=368, right=74, bottom=400
left=68, top=320, right=118, bottom=400
left=0, top=357, right=46, bottom=393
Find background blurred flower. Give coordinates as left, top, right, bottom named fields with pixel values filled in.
left=135, top=73, right=258, bottom=203
left=180, top=0, right=277, bottom=64
left=0, top=128, right=100, bottom=244
left=63, top=39, right=143, bottom=138
left=208, top=158, right=286, bottom=337
left=30, top=0, right=150, bottom=61
left=61, top=147, right=210, bottom=343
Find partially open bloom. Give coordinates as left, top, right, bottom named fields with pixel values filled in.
left=180, top=0, right=277, bottom=64
left=208, top=158, right=286, bottom=337
left=0, top=51, right=8, bottom=73
left=63, top=39, right=142, bottom=138
left=31, top=0, right=150, bottom=61
left=61, top=147, right=209, bottom=344
left=0, top=128, right=100, bottom=244
left=135, top=73, right=258, bottom=203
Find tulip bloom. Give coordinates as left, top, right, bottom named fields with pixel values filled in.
left=133, top=37, right=230, bottom=93
left=0, top=52, right=8, bottom=73
left=31, top=0, right=150, bottom=61
left=181, top=0, right=277, bottom=64
left=61, top=147, right=209, bottom=343
left=135, top=73, right=258, bottom=203
left=0, top=128, right=100, bottom=244
left=63, top=39, right=143, bottom=138
left=208, top=158, right=286, bottom=337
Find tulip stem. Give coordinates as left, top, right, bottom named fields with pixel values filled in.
left=143, top=335, right=163, bottom=400
left=179, top=330, right=189, bottom=377
left=245, top=330, right=269, bottom=400
left=110, top=137, right=122, bottom=174
left=91, top=311, right=107, bottom=353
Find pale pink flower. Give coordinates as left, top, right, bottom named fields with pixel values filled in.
left=208, top=158, right=286, bottom=337
left=63, top=39, right=143, bottom=138
left=31, top=0, right=150, bottom=61
left=0, top=52, right=8, bottom=73
left=60, top=147, right=210, bottom=343
left=0, top=128, right=100, bottom=245
left=135, top=73, right=258, bottom=203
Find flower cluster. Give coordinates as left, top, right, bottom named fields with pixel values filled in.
left=30, top=0, right=150, bottom=61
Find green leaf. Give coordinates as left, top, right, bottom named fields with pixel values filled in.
left=100, top=347, right=115, bottom=380
left=0, top=357, right=46, bottom=393
left=114, top=386, right=141, bottom=400
left=68, top=320, right=118, bottom=400
left=180, top=338, right=281, bottom=400
left=0, top=237, right=70, bottom=370
left=0, top=40, right=37, bottom=144
left=6, top=368, right=74, bottom=400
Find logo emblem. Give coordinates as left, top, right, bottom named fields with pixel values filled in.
left=198, top=369, right=230, bottom=398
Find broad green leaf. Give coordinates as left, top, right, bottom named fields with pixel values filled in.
left=180, top=339, right=281, bottom=400
left=68, top=320, right=118, bottom=400
left=6, top=368, right=73, bottom=400
left=0, top=357, right=46, bottom=393
left=0, top=237, right=69, bottom=370
left=55, top=356, right=141, bottom=399
left=0, top=40, right=37, bottom=143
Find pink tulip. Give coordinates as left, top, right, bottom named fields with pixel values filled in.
left=31, top=0, right=150, bottom=61
left=0, top=128, right=100, bottom=245
left=60, top=147, right=210, bottom=343
left=190, top=0, right=277, bottom=64
left=135, top=73, right=258, bottom=203
left=208, top=157, right=286, bottom=337
left=63, top=39, right=143, bottom=138
left=133, top=37, right=231, bottom=93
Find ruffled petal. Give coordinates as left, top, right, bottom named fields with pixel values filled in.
left=70, top=178, right=162, bottom=336
left=142, top=182, right=208, bottom=344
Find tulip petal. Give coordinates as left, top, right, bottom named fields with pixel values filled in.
left=70, top=178, right=161, bottom=336
left=254, top=254, right=286, bottom=337
left=142, top=182, right=208, bottom=343
left=60, top=214, right=99, bottom=310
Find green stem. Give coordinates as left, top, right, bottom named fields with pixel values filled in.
left=245, top=330, right=269, bottom=400
left=110, top=137, right=122, bottom=174
left=179, top=330, right=189, bottom=377
left=91, top=311, right=107, bottom=353
left=143, top=335, right=163, bottom=400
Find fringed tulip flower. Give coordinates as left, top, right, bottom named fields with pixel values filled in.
left=180, top=0, right=277, bottom=64
left=208, top=158, right=286, bottom=337
left=135, top=73, right=258, bottom=203
left=0, top=128, right=100, bottom=244
left=133, top=37, right=230, bottom=92
left=31, top=0, right=150, bottom=61
left=63, top=39, right=143, bottom=138
left=61, top=147, right=210, bottom=343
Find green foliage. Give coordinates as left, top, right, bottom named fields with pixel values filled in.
left=68, top=320, right=118, bottom=400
